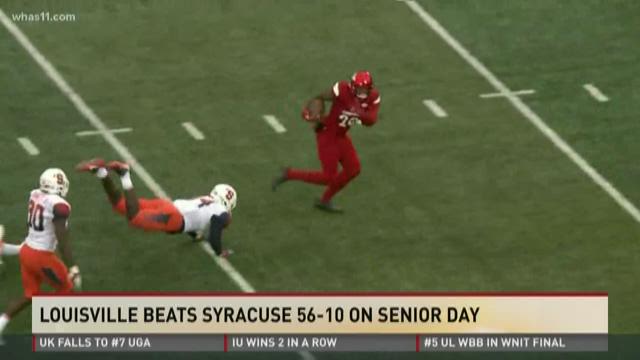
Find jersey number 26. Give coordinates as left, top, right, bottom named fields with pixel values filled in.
left=338, top=113, right=361, bottom=128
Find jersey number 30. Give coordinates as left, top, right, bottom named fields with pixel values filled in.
left=28, top=200, right=45, bottom=231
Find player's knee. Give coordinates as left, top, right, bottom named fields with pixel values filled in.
left=323, top=170, right=339, bottom=182
left=113, top=197, right=127, bottom=215
left=347, top=165, right=361, bottom=179
left=125, top=210, right=135, bottom=220
left=125, top=205, right=140, bottom=220
left=23, top=289, right=36, bottom=300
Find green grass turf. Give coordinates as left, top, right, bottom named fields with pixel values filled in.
left=1, top=0, right=639, bottom=358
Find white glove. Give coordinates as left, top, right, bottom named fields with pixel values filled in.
left=219, top=249, right=234, bottom=258
left=68, top=265, right=82, bottom=290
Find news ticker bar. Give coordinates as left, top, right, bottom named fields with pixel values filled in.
left=34, top=334, right=607, bottom=352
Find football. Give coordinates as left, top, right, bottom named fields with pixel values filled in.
left=305, top=98, right=325, bottom=120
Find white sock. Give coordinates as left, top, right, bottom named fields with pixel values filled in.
left=1, top=242, right=21, bottom=256
left=0, top=314, right=9, bottom=333
left=96, top=167, right=108, bottom=179
left=120, top=171, right=133, bottom=190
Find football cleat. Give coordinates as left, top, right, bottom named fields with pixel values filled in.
left=314, top=199, right=343, bottom=213
left=106, top=161, right=130, bottom=176
left=75, top=158, right=106, bottom=173
left=271, top=168, right=289, bottom=192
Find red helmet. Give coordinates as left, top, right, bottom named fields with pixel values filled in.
left=351, top=71, right=373, bottom=89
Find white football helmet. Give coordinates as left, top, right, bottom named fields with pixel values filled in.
left=40, top=168, right=70, bottom=197
left=210, top=184, right=237, bottom=212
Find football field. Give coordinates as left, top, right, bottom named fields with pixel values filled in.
left=1, top=0, right=639, bottom=358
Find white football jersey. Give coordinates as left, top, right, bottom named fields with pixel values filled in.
left=25, top=189, right=71, bottom=252
left=173, top=196, right=228, bottom=233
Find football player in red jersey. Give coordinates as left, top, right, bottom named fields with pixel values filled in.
left=272, top=71, right=381, bottom=212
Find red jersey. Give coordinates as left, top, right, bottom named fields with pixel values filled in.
left=320, top=80, right=380, bottom=137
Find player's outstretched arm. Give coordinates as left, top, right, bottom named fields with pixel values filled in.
left=0, top=225, right=22, bottom=258
left=207, top=212, right=231, bottom=257
left=53, top=204, right=81, bottom=289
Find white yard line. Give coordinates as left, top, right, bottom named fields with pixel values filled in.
left=402, top=0, right=640, bottom=224
left=480, top=89, right=535, bottom=98
left=583, top=84, right=609, bottom=102
left=263, top=114, right=287, bottom=133
left=422, top=99, right=448, bottom=118
left=181, top=122, right=205, bottom=140
left=76, top=127, right=132, bottom=137
left=1, top=10, right=314, bottom=359
left=17, top=137, right=39, bottom=156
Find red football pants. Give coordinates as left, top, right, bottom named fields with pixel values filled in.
left=286, top=132, right=361, bottom=202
